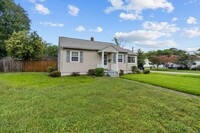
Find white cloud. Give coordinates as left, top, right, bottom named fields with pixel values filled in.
left=34, top=4, right=50, bottom=15
left=90, top=27, right=103, bottom=33
left=119, top=12, right=143, bottom=20
left=187, top=17, right=197, bottom=24
left=115, top=30, right=176, bottom=47
left=172, top=17, right=178, bottom=22
left=68, top=5, right=79, bottom=16
left=185, top=47, right=199, bottom=52
left=182, top=27, right=200, bottom=38
left=75, top=26, right=85, bottom=32
left=143, top=21, right=180, bottom=33
left=40, top=22, right=64, bottom=27
left=29, top=0, right=45, bottom=4
left=115, top=30, right=169, bottom=42
left=105, top=0, right=174, bottom=13
left=134, top=40, right=176, bottom=47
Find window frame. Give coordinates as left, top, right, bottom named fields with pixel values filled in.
left=128, top=56, right=135, bottom=64
left=70, top=50, right=80, bottom=63
left=118, top=54, right=124, bottom=63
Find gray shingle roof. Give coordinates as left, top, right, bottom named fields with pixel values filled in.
left=59, top=37, right=136, bottom=55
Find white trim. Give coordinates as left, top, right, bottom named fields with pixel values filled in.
left=118, top=54, right=124, bottom=63
left=70, top=50, right=80, bottom=63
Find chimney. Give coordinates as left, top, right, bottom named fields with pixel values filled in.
left=132, top=46, right=134, bottom=52
left=90, top=37, right=94, bottom=41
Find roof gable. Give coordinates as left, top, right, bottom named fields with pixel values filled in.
left=59, top=37, right=136, bottom=55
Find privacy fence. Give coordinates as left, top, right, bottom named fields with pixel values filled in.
left=0, top=60, right=57, bottom=72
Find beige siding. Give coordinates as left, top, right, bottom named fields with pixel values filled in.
left=61, top=49, right=101, bottom=75
left=60, top=48, right=137, bottom=75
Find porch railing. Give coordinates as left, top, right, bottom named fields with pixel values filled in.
left=111, top=64, right=119, bottom=73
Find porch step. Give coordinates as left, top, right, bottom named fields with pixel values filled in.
left=104, top=70, right=118, bottom=77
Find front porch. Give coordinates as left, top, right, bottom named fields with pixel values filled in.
left=96, top=46, right=120, bottom=77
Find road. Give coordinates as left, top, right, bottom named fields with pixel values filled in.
left=151, top=71, right=200, bottom=75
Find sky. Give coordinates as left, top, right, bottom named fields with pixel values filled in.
left=14, top=0, right=200, bottom=52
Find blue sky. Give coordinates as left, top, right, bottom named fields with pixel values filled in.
left=14, top=0, right=200, bottom=52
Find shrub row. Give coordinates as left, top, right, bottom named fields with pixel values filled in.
left=131, top=66, right=150, bottom=74
left=88, top=68, right=104, bottom=77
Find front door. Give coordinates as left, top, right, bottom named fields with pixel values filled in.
left=104, top=54, right=108, bottom=69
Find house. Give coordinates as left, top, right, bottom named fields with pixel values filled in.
left=144, top=59, right=154, bottom=68
left=191, top=56, right=200, bottom=69
left=58, top=37, right=137, bottom=76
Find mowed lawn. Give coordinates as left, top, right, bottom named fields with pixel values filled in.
left=122, top=73, right=200, bottom=96
left=0, top=73, right=200, bottom=132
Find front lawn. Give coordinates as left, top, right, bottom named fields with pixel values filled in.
left=0, top=73, right=200, bottom=132
left=122, top=73, right=200, bottom=96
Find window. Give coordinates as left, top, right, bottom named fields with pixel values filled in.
left=128, top=56, right=135, bottom=63
left=71, top=51, right=79, bottom=62
left=118, top=54, right=123, bottom=62
left=104, top=54, right=108, bottom=65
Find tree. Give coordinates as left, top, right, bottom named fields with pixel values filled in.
left=43, top=43, right=58, bottom=60
left=113, top=37, right=120, bottom=46
left=5, top=31, right=44, bottom=60
left=137, top=49, right=146, bottom=68
left=0, top=0, right=30, bottom=58
left=176, top=54, right=197, bottom=69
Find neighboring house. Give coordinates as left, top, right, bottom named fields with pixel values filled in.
left=58, top=37, right=137, bottom=76
left=191, top=56, right=200, bottom=69
left=143, top=59, right=155, bottom=68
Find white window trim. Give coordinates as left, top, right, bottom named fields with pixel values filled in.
left=128, top=56, right=136, bottom=64
left=70, top=50, right=80, bottom=63
left=118, top=54, right=124, bottom=63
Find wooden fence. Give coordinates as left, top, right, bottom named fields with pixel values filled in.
left=0, top=60, right=57, bottom=72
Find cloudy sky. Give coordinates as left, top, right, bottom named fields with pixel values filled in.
left=14, top=0, right=200, bottom=52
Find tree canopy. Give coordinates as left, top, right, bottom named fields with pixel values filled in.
left=145, top=48, right=197, bottom=68
left=5, top=31, right=44, bottom=60
left=0, top=0, right=30, bottom=58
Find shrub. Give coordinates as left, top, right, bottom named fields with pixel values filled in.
left=136, top=70, right=142, bottom=74
left=88, top=69, right=96, bottom=76
left=119, top=70, right=124, bottom=76
left=49, top=71, right=61, bottom=77
left=95, top=68, right=104, bottom=77
left=71, top=72, right=80, bottom=76
left=131, top=66, right=138, bottom=74
left=47, top=66, right=57, bottom=73
left=143, top=69, right=150, bottom=74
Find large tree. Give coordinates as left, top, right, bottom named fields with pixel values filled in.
left=5, top=31, right=44, bottom=60
left=176, top=54, right=197, bottom=69
left=43, top=43, right=58, bottom=60
left=0, top=0, right=30, bottom=58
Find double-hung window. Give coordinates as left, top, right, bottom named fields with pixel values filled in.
left=118, top=54, right=123, bottom=62
left=128, top=56, right=135, bottom=63
left=71, top=51, right=79, bottom=62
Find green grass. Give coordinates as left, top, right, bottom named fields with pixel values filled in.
left=122, top=73, right=200, bottom=96
left=152, top=68, right=200, bottom=74
left=0, top=73, right=200, bottom=132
